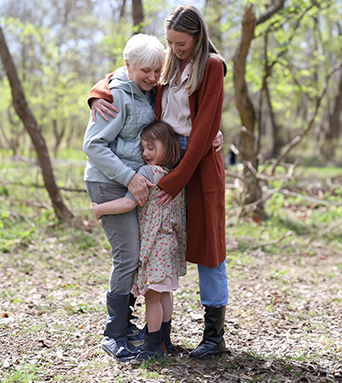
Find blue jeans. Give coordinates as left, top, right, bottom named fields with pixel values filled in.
left=198, top=261, right=229, bottom=307
left=175, top=133, right=189, bottom=152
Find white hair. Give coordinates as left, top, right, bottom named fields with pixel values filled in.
left=123, top=33, right=166, bottom=69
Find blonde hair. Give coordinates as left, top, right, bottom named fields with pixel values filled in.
left=160, top=5, right=226, bottom=95
left=123, top=33, right=166, bottom=69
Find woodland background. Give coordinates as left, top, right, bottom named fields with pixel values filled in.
left=1, top=0, right=342, bottom=382
left=1, top=0, right=342, bottom=169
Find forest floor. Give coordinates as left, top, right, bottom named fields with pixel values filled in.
left=0, top=160, right=342, bottom=382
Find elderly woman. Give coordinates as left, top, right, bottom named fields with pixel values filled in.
left=83, top=33, right=165, bottom=362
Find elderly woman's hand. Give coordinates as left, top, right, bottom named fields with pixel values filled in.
left=213, top=130, right=224, bottom=152
left=128, top=174, right=154, bottom=206
left=91, top=99, right=119, bottom=122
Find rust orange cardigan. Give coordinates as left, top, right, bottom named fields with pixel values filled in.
left=87, top=56, right=226, bottom=268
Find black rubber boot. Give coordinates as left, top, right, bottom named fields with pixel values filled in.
left=135, top=326, right=164, bottom=361
left=127, top=293, right=145, bottom=345
left=101, top=291, right=139, bottom=362
left=189, top=305, right=227, bottom=358
left=161, top=319, right=174, bottom=353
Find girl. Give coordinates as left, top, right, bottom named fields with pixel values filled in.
left=89, top=5, right=229, bottom=359
left=93, top=121, right=187, bottom=361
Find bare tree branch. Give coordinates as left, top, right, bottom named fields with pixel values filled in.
left=256, top=0, right=286, bottom=26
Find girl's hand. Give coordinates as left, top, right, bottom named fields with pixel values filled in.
left=91, top=99, right=119, bottom=122
left=92, top=202, right=102, bottom=220
left=155, top=189, right=173, bottom=206
left=128, top=174, right=155, bottom=207
left=213, top=130, right=224, bottom=152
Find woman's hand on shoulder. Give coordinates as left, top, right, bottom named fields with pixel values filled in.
left=91, top=99, right=119, bottom=122
left=155, top=189, right=173, bottom=206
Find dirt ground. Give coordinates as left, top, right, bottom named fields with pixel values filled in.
left=1, top=219, right=342, bottom=383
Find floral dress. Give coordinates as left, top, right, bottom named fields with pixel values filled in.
left=132, top=165, right=187, bottom=295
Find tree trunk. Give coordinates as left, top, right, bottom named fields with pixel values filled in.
left=328, top=69, right=342, bottom=139
left=4, top=104, right=25, bottom=157
left=53, top=117, right=66, bottom=159
left=233, top=5, right=263, bottom=207
left=264, top=78, right=280, bottom=158
left=0, top=26, right=73, bottom=221
left=120, top=0, right=127, bottom=20
left=132, top=0, right=144, bottom=33
left=232, top=1, right=286, bottom=212
left=321, top=70, right=342, bottom=160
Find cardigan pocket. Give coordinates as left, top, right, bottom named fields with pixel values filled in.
left=199, top=153, right=217, bottom=193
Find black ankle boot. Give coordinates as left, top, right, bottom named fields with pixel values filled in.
left=189, top=305, right=227, bottom=358
left=101, top=291, right=139, bottom=362
left=135, top=326, right=164, bottom=361
left=161, top=319, right=174, bottom=352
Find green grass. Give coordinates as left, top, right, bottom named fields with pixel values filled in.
left=296, top=165, right=342, bottom=178
left=2, top=364, right=40, bottom=382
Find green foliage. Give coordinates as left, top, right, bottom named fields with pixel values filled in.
left=1, top=0, right=342, bottom=165
left=1, top=14, right=102, bottom=154
left=100, top=23, right=130, bottom=70
left=1, top=364, right=39, bottom=383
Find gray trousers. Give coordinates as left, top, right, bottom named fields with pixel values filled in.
left=86, top=181, right=140, bottom=294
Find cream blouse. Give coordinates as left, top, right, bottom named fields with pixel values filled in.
left=161, top=63, right=192, bottom=137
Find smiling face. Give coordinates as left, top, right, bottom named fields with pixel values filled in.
left=125, top=61, right=162, bottom=92
left=165, top=28, right=197, bottom=64
left=141, top=138, right=165, bottom=166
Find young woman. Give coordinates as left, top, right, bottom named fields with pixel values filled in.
left=89, top=5, right=229, bottom=359
left=83, top=33, right=165, bottom=362
left=93, top=121, right=186, bottom=361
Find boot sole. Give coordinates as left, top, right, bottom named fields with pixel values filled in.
left=101, top=344, right=136, bottom=363
left=189, top=348, right=228, bottom=359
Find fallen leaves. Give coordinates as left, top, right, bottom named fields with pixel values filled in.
left=1, top=221, right=342, bottom=382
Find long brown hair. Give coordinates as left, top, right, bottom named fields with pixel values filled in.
left=141, top=122, right=183, bottom=169
left=160, top=5, right=226, bottom=95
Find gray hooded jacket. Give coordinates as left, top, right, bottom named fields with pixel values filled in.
left=83, top=66, right=155, bottom=187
